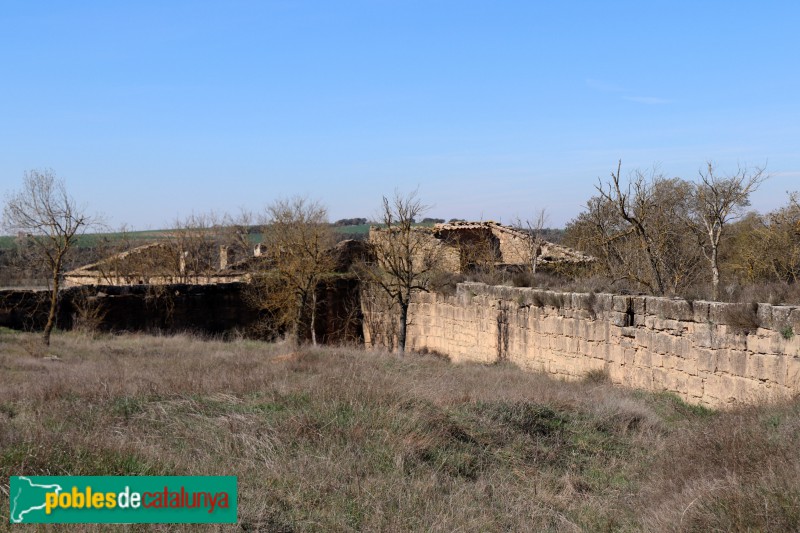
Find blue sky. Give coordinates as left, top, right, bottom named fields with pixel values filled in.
left=1, top=1, right=798, bottom=229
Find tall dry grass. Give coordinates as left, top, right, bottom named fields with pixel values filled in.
left=0, top=329, right=799, bottom=531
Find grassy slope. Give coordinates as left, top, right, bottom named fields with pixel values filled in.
left=1, top=331, right=799, bottom=532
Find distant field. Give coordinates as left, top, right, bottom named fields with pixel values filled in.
left=334, top=224, right=372, bottom=235
left=2, top=330, right=799, bottom=531
left=0, top=224, right=386, bottom=249
left=0, top=223, right=560, bottom=251
left=0, top=229, right=176, bottom=250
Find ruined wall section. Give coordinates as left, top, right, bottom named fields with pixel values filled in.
left=491, top=226, right=530, bottom=265
left=368, top=282, right=800, bottom=407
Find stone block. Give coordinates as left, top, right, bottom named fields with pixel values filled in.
left=634, top=328, right=651, bottom=348
left=665, top=370, right=687, bottom=393
left=651, top=367, right=668, bottom=389
left=677, top=357, right=698, bottom=376
left=668, top=299, right=694, bottom=321
left=703, top=374, right=756, bottom=404
left=746, top=334, right=771, bottom=354
left=658, top=333, right=677, bottom=355
left=755, top=303, right=771, bottom=329
left=745, top=353, right=774, bottom=382
left=723, top=349, right=748, bottom=376
left=612, top=295, right=630, bottom=313
left=679, top=335, right=692, bottom=355
left=696, top=349, right=717, bottom=373
left=607, top=363, right=626, bottom=383
left=578, top=339, right=593, bottom=357
left=608, top=345, right=625, bottom=364
left=687, top=376, right=704, bottom=398
left=645, top=297, right=665, bottom=318
left=769, top=306, right=794, bottom=331
left=635, top=349, right=652, bottom=368
left=708, top=302, right=732, bottom=325
left=594, top=293, right=614, bottom=316
left=624, top=348, right=636, bottom=367
left=785, top=357, right=800, bottom=389
left=610, top=312, right=628, bottom=327
left=629, top=367, right=654, bottom=390
left=770, top=332, right=790, bottom=355
left=632, top=296, right=647, bottom=316
left=693, top=301, right=711, bottom=323
left=651, top=351, right=663, bottom=368
left=694, top=322, right=713, bottom=348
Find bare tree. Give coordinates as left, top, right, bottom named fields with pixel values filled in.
left=513, top=208, right=549, bottom=277
left=220, top=208, right=257, bottom=266
left=596, top=161, right=668, bottom=295
left=250, top=197, right=335, bottom=345
left=363, top=189, right=443, bottom=353
left=2, top=170, right=99, bottom=345
left=164, top=212, right=226, bottom=283
left=574, top=162, right=705, bottom=295
left=689, top=163, right=767, bottom=300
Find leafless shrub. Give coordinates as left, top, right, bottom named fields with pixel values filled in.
left=428, top=270, right=466, bottom=296
left=583, top=367, right=609, bottom=384
left=586, top=291, right=598, bottom=318
left=723, top=302, right=761, bottom=334
left=70, top=288, right=108, bottom=336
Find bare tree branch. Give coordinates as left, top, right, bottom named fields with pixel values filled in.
left=2, top=170, right=100, bottom=345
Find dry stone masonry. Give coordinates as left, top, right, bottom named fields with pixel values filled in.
left=365, top=282, right=800, bottom=407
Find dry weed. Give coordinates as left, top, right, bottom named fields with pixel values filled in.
left=0, top=331, right=798, bottom=531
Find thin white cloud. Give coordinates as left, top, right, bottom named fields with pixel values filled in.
left=587, top=79, right=672, bottom=105
left=586, top=79, right=626, bottom=93
left=771, top=171, right=800, bottom=178
left=624, top=95, right=671, bottom=105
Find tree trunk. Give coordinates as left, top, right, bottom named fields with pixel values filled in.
left=310, top=289, right=318, bottom=346
left=43, top=268, right=60, bottom=347
left=636, top=233, right=665, bottom=296
left=398, top=301, right=408, bottom=353
left=710, top=245, right=720, bottom=301
left=294, top=291, right=307, bottom=345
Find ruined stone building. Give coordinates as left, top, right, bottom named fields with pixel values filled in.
left=368, top=221, right=593, bottom=274
left=63, top=238, right=370, bottom=288
left=63, top=242, right=256, bottom=287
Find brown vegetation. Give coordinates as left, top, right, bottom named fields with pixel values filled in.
left=247, top=197, right=335, bottom=345
left=360, top=190, right=445, bottom=352
left=1, top=330, right=799, bottom=531
left=2, top=170, right=100, bottom=345
left=561, top=162, right=800, bottom=304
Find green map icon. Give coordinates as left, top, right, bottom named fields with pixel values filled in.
left=9, top=477, right=63, bottom=523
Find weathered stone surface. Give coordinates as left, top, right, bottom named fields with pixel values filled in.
left=770, top=306, right=793, bottom=331
left=364, top=283, right=800, bottom=408
left=708, top=302, right=731, bottom=325
left=692, top=301, right=711, bottom=323
left=612, top=296, right=631, bottom=313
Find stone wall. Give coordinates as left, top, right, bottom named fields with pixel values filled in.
left=1, top=279, right=362, bottom=343
left=365, top=282, right=800, bottom=407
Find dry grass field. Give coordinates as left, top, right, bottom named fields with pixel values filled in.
left=1, top=329, right=800, bottom=532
